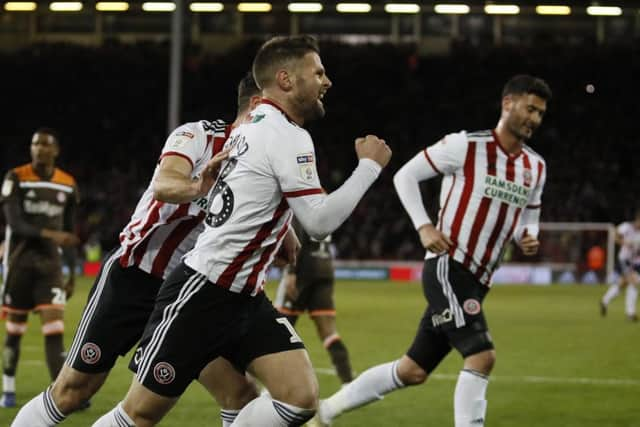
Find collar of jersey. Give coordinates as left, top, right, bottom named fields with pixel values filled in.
left=492, top=129, right=522, bottom=159
left=259, top=98, right=299, bottom=126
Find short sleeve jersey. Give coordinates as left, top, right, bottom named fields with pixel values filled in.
left=185, top=101, right=324, bottom=295
left=119, top=120, right=231, bottom=279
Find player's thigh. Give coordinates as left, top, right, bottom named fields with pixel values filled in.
left=430, top=256, right=494, bottom=359
left=67, top=248, right=162, bottom=374
left=2, top=252, right=39, bottom=311
left=198, top=357, right=258, bottom=409
left=133, top=264, right=245, bottom=398
left=248, top=349, right=318, bottom=408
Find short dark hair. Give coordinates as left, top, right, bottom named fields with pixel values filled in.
left=237, top=72, right=261, bottom=114
left=502, top=75, right=552, bottom=101
left=252, top=35, right=320, bottom=90
left=33, top=127, right=60, bottom=143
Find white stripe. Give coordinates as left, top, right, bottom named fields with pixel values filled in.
left=437, top=255, right=465, bottom=328
left=1, top=226, right=11, bottom=291
left=18, top=181, right=73, bottom=193
left=136, top=272, right=203, bottom=380
left=137, top=273, right=207, bottom=383
left=66, top=248, right=123, bottom=363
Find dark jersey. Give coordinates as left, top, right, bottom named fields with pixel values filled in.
left=292, top=218, right=333, bottom=280
left=1, top=163, right=79, bottom=266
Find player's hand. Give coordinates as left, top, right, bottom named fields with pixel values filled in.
left=282, top=228, right=301, bottom=266
left=284, top=273, right=299, bottom=300
left=355, top=135, right=392, bottom=168
left=64, top=276, right=75, bottom=300
left=42, top=230, right=80, bottom=247
left=418, top=224, right=453, bottom=254
left=195, top=149, right=231, bottom=198
left=519, top=229, right=540, bottom=256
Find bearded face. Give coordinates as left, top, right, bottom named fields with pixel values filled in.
left=503, top=93, right=547, bottom=141
left=290, top=52, right=332, bottom=123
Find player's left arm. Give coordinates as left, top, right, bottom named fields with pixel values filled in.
left=514, top=161, right=547, bottom=256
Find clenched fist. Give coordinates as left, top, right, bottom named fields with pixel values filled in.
left=355, top=135, right=392, bottom=168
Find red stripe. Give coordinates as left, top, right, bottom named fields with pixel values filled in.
left=150, top=212, right=205, bottom=278
left=283, top=188, right=323, bottom=198
left=448, top=141, right=476, bottom=256
left=476, top=203, right=509, bottom=280
left=217, top=199, right=290, bottom=289
left=535, top=160, right=544, bottom=186
left=438, top=175, right=456, bottom=231
left=160, top=152, right=194, bottom=169
left=463, top=143, right=497, bottom=268
left=423, top=149, right=442, bottom=174
left=506, top=155, right=515, bottom=181
left=120, top=201, right=164, bottom=267
left=243, top=212, right=293, bottom=295
left=484, top=206, right=523, bottom=282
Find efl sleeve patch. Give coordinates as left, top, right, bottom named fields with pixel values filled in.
left=296, top=152, right=315, bottom=182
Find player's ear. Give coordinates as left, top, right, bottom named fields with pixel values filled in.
left=276, top=69, right=293, bottom=91
left=501, top=94, right=514, bottom=113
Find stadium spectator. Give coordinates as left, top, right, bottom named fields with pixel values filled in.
left=1, top=129, right=80, bottom=408
left=310, top=75, right=551, bottom=427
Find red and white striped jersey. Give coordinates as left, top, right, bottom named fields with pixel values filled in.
left=424, top=129, right=546, bottom=286
left=118, top=119, right=231, bottom=279
left=184, top=101, right=325, bottom=296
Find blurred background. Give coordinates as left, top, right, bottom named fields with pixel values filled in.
left=1, top=0, right=638, bottom=284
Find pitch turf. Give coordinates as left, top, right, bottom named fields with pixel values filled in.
left=1, top=278, right=639, bottom=426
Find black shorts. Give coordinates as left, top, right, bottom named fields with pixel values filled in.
left=407, top=255, right=494, bottom=373
left=130, top=262, right=306, bottom=398
left=66, top=248, right=162, bottom=373
left=275, top=275, right=335, bottom=316
left=2, top=247, right=65, bottom=314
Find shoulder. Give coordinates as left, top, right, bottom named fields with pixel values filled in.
left=170, top=121, right=209, bottom=142
left=523, top=143, right=546, bottom=166
left=11, top=164, right=37, bottom=181
left=52, top=168, right=77, bottom=187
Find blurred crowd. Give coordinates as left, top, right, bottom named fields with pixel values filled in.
left=1, top=39, right=638, bottom=260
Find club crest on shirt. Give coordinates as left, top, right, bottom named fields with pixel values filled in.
left=523, top=169, right=532, bottom=187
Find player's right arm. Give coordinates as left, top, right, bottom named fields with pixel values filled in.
left=393, top=132, right=465, bottom=253
left=1, top=170, right=78, bottom=246
left=152, top=123, right=230, bottom=204
left=153, top=150, right=229, bottom=203
left=278, top=135, right=391, bottom=240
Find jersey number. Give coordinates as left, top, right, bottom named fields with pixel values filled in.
left=205, top=159, right=237, bottom=228
left=51, top=288, right=66, bottom=305
left=276, top=317, right=303, bottom=344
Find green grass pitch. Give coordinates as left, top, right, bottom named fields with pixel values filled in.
left=1, top=278, right=639, bottom=426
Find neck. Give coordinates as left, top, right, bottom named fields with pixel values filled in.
left=494, top=119, right=523, bottom=155
left=260, top=91, right=304, bottom=126
left=32, top=162, right=54, bottom=179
